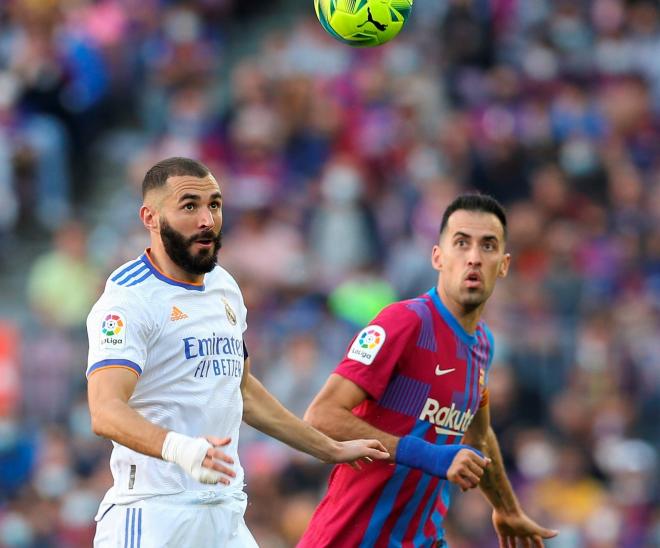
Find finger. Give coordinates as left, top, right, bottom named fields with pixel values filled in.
left=202, top=461, right=236, bottom=478
left=524, top=537, right=533, bottom=548
left=204, top=473, right=229, bottom=486
left=364, top=448, right=390, bottom=460
left=466, top=450, right=491, bottom=467
left=361, top=439, right=390, bottom=454
left=464, top=458, right=486, bottom=477
left=447, top=466, right=480, bottom=490
left=207, top=448, right=234, bottom=464
left=506, top=537, right=516, bottom=548
left=364, top=439, right=388, bottom=452
left=532, top=535, right=544, bottom=548
left=202, top=456, right=236, bottom=477
left=457, top=468, right=481, bottom=486
left=538, top=527, right=559, bottom=539
left=202, top=457, right=236, bottom=477
left=455, top=474, right=478, bottom=491
left=204, top=450, right=235, bottom=468
left=211, top=473, right=230, bottom=486
left=497, top=534, right=507, bottom=548
left=206, top=436, right=231, bottom=447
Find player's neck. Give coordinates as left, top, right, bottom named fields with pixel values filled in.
left=146, top=244, right=204, bottom=284
left=436, top=285, right=483, bottom=335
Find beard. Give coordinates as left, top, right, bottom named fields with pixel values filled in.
left=460, top=292, right=486, bottom=309
left=457, top=285, right=492, bottom=311
left=160, top=218, right=222, bottom=275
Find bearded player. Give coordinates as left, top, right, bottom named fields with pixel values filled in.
left=86, top=157, right=389, bottom=547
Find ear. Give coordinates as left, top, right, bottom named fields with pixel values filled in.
left=140, top=204, right=159, bottom=233
left=431, top=244, right=442, bottom=272
left=498, top=253, right=511, bottom=278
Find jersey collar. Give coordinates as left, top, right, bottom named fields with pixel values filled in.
left=427, top=287, right=478, bottom=346
left=140, top=249, right=206, bottom=292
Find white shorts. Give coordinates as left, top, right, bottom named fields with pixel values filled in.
left=93, top=493, right=257, bottom=548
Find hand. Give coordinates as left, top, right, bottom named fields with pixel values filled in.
left=202, top=436, right=236, bottom=485
left=492, top=509, right=559, bottom=548
left=330, top=439, right=390, bottom=469
left=447, top=448, right=491, bottom=491
left=396, top=437, right=488, bottom=481
left=161, top=432, right=236, bottom=485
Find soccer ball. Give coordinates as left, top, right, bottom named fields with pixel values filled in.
left=314, top=0, right=414, bottom=47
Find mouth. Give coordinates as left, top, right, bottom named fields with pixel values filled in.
left=464, top=272, right=482, bottom=288
left=193, top=239, right=214, bottom=248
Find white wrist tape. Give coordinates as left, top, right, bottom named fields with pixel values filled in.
left=161, top=431, right=224, bottom=484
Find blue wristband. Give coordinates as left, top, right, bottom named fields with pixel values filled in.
left=395, top=436, right=483, bottom=479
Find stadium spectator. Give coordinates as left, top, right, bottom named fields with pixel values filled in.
left=1, top=1, right=659, bottom=545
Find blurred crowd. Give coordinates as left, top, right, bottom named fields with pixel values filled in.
left=1, top=0, right=660, bottom=546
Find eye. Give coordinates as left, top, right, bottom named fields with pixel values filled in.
left=456, top=239, right=467, bottom=247
left=210, top=201, right=221, bottom=210
left=483, top=242, right=495, bottom=251
left=183, top=203, right=195, bottom=211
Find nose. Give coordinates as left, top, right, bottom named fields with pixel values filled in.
left=199, top=208, right=215, bottom=230
left=467, top=244, right=482, bottom=267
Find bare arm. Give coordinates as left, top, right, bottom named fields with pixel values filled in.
left=462, top=404, right=520, bottom=512
left=87, top=367, right=234, bottom=481
left=304, top=373, right=488, bottom=489
left=303, top=373, right=400, bottom=458
left=241, top=359, right=389, bottom=464
left=463, top=404, right=559, bottom=546
left=88, top=367, right=168, bottom=458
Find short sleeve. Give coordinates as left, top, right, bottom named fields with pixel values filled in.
left=478, top=326, right=495, bottom=408
left=86, top=289, right=153, bottom=378
left=224, top=269, right=247, bottom=334
left=334, top=303, right=420, bottom=401
left=239, top=298, right=247, bottom=334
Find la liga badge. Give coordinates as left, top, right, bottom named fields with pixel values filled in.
left=347, top=325, right=386, bottom=365
left=100, top=311, right=126, bottom=349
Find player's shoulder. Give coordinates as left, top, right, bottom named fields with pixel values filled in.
left=371, top=297, right=427, bottom=327
left=476, top=320, right=495, bottom=350
left=384, top=294, right=434, bottom=317
left=476, top=319, right=494, bottom=339
left=208, top=263, right=242, bottom=294
left=94, top=255, right=155, bottom=310
left=105, top=255, right=154, bottom=290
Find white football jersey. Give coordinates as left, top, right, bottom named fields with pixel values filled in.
left=86, top=250, right=247, bottom=506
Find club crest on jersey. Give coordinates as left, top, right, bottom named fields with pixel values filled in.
left=347, top=325, right=386, bottom=365
left=100, top=312, right=126, bottom=349
left=222, top=298, right=237, bottom=326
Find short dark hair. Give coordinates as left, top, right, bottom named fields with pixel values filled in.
left=142, top=157, right=211, bottom=198
left=440, top=194, right=507, bottom=240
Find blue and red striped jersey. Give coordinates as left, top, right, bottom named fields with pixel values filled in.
left=299, top=287, right=494, bottom=548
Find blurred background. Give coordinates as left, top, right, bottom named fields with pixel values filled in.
left=0, top=0, right=659, bottom=546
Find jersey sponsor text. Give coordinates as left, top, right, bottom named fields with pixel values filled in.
left=419, top=398, right=475, bottom=436
left=183, top=334, right=243, bottom=359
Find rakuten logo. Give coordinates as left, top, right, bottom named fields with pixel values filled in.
left=419, top=398, right=475, bottom=436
